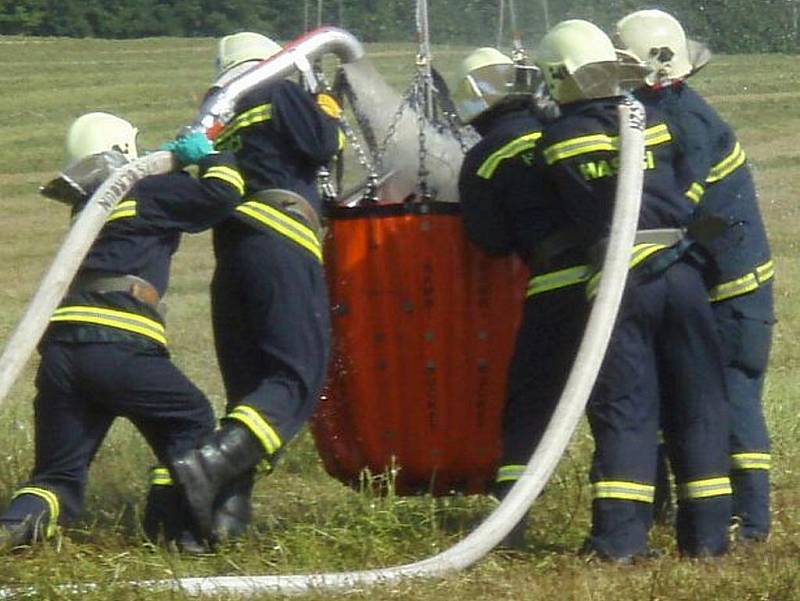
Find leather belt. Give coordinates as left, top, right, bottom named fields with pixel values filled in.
left=70, top=272, right=161, bottom=309
left=249, top=189, right=322, bottom=239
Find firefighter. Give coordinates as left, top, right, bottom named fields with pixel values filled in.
left=0, top=112, right=244, bottom=551
left=615, top=9, right=774, bottom=542
left=533, top=20, right=732, bottom=560
left=454, top=47, right=590, bottom=549
left=169, top=32, right=341, bottom=544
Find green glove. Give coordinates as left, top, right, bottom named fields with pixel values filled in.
left=160, top=132, right=214, bottom=166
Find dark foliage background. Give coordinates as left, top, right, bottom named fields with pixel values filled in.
left=0, top=0, right=798, bottom=52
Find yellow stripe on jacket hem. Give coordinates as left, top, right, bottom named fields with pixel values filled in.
left=236, top=201, right=323, bottom=262
left=526, top=265, right=592, bottom=298
left=50, top=305, right=167, bottom=346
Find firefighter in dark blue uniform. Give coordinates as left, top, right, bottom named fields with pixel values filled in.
left=616, top=9, right=774, bottom=541
left=169, top=33, right=341, bottom=543
left=0, top=112, right=244, bottom=550
left=534, top=20, right=732, bottom=560
left=454, top=47, right=590, bottom=548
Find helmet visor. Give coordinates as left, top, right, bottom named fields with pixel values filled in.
left=454, top=63, right=516, bottom=122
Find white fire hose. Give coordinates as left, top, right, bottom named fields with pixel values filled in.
left=0, top=24, right=645, bottom=595
left=0, top=100, right=645, bottom=598
left=0, top=151, right=177, bottom=410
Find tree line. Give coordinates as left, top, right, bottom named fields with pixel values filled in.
left=1, top=0, right=798, bottom=53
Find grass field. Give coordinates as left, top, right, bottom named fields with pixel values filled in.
left=0, top=36, right=798, bottom=600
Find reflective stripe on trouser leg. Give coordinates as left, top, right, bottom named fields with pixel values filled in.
left=7, top=487, right=60, bottom=539
left=224, top=404, right=280, bottom=473
left=495, top=464, right=527, bottom=484
left=713, top=286, right=773, bottom=540
left=676, top=476, right=732, bottom=556
left=149, top=466, right=173, bottom=486
left=731, top=452, right=771, bottom=540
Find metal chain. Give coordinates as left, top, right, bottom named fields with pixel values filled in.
left=414, top=69, right=431, bottom=201
left=373, top=79, right=416, bottom=177
left=316, top=70, right=379, bottom=201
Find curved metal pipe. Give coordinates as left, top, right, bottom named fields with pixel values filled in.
left=0, top=100, right=646, bottom=599
left=193, top=26, right=365, bottom=137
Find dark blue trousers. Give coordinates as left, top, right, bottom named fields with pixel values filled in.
left=1, top=341, right=214, bottom=532
left=587, top=261, right=732, bottom=558
left=211, top=225, right=331, bottom=451
left=713, top=282, right=773, bottom=539
left=497, top=284, right=589, bottom=485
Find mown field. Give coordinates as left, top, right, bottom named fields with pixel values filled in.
left=0, top=37, right=798, bottom=600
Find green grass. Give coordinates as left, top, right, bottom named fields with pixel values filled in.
left=0, top=37, right=798, bottom=600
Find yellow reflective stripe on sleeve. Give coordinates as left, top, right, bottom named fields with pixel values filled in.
left=678, top=477, right=732, bottom=500
left=50, top=305, right=167, bottom=346
left=236, top=200, right=323, bottom=262
left=225, top=405, right=283, bottom=455
left=544, top=133, right=614, bottom=164
left=495, top=464, right=527, bottom=483
left=526, top=265, right=592, bottom=298
left=477, top=132, right=542, bottom=179
left=642, top=123, right=672, bottom=146
left=706, top=142, right=747, bottom=183
left=686, top=182, right=705, bottom=204
left=592, top=480, right=655, bottom=503
left=215, top=104, right=273, bottom=148
left=544, top=124, right=671, bottom=165
left=107, top=199, right=137, bottom=222
left=203, top=165, right=245, bottom=195
left=709, top=259, right=775, bottom=302
left=586, top=243, right=669, bottom=298
left=149, top=466, right=173, bottom=486
left=13, top=486, right=60, bottom=538
left=731, top=452, right=771, bottom=471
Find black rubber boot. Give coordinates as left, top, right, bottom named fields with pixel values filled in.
left=0, top=517, right=40, bottom=551
left=212, top=470, right=255, bottom=543
left=143, top=484, right=206, bottom=553
left=170, top=422, right=265, bottom=542
left=492, top=481, right=529, bottom=551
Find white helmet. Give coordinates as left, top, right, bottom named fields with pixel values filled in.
left=214, top=32, right=282, bottom=88
left=615, top=10, right=697, bottom=85
left=535, top=20, right=628, bottom=105
left=452, top=47, right=517, bottom=124
left=64, top=112, right=138, bottom=169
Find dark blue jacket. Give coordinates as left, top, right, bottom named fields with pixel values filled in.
left=458, top=108, right=559, bottom=266
left=213, top=78, right=340, bottom=214
left=46, top=152, right=244, bottom=349
left=635, top=84, right=772, bottom=298
left=538, top=98, right=697, bottom=248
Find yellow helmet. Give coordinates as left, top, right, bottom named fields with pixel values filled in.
left=64, top=112, right=138, bottom=169
left=535, top=19, right=624, bottom=105
left=452, top=47, right=516, bottom=124
left=615, top=10, right=696, bottom=85
left=214, top=32, right=283, bottom=88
